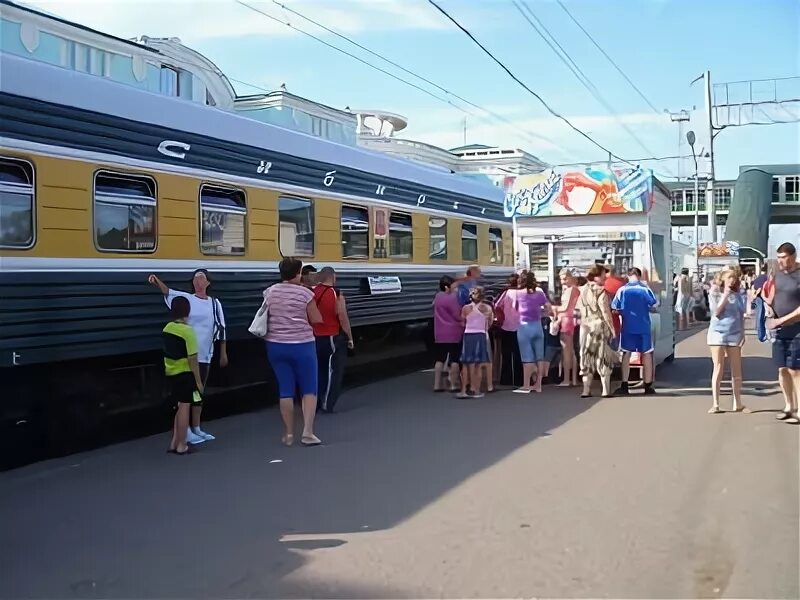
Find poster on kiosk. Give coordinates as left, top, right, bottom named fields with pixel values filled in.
left=504, top=166, right=675, bottom=368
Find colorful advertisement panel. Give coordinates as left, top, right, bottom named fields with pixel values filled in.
left=697, top=240, right=740, bottom=258
left=503, top=167, right=654, bottom=218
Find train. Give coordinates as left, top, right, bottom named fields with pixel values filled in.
left=0, top=53, right=513, bottom=452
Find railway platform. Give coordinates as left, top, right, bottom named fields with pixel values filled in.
left=0, top=324, right=797, bottom=599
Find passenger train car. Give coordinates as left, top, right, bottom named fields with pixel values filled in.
left=0, top=54, right=512, bottom=448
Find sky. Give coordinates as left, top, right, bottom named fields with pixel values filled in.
left=21, top=0, right=800, bottom=181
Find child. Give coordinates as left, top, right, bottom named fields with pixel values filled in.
left=163, top=296, right=204, bottom=455
left=458, top=287, right=493, bottom=398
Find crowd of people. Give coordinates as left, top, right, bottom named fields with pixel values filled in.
left=150, top=240, right=799, bottom=455
left=433, top=241, right=800, bottom=424
left=151, top=258, right=354, bottom=455
left=433, top=263, right=659, bottom=400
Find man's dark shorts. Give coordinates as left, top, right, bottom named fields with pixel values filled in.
left=773, top=324, right=800, bottom=370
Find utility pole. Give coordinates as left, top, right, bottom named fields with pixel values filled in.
left=703, top=70, right=717, bottom=242
left=462, top=116, right=467, bottom=146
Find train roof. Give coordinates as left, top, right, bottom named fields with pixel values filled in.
left=0, top=53, right=507, bottom=221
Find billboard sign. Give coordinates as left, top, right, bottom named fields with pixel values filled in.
left=504, top=167, right=653, bottom=218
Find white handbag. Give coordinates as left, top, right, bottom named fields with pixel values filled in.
left=248, top=292, right=269, bottom=338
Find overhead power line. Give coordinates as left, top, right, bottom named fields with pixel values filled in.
left=556, top=0, right=660, bottom=114
left=513, top=0, right=675, bottom=177
left=426, top=0, right=635, bottom=167
left=234, top=0, right=572, bottom=161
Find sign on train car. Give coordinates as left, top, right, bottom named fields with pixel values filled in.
left=368, top=276, right=402, bottom=295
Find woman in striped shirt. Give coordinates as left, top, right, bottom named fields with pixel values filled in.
left=264, top=257, right=324, bottom=446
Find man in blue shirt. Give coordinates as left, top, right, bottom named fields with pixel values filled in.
left=456, top=265, right=482, bottom=306
left=611, top=267, right=658, bottom=395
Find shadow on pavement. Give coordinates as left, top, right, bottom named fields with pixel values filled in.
left=0, top=369, right=599, bottom=599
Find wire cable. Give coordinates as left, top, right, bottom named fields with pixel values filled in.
left=426, top=0, right=635, bottom=166
left=556, top=0, right=660, bottom=114
left=234, top=0, right=570, bottom=161
left=514, top=0, right=675, bottom=177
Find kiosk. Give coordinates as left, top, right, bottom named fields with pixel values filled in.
left=505, top=167, right=675, bottom=367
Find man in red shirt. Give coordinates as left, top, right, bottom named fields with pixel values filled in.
left=313, top=267, right=354, bottom=413
left=604, top=265, right=626, bottom=346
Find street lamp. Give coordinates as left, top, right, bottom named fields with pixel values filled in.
left=686, top=130, right=700, bottom=275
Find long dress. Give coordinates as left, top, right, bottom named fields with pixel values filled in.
left=577, top=282, right=617, bottom=378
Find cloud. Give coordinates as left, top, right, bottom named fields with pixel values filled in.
left=20, top=0, right=453, bottom=43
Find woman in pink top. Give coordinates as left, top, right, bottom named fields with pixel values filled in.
left=553, top=269, right=580, bottom=387
left=263, top=257, right=323, bottom=447
left=504, top=272, right=550, bottom=393
left=432, top=275, right=464, bottom=392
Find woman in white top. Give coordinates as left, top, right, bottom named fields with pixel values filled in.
left=149, top=269, right=228, bottom=444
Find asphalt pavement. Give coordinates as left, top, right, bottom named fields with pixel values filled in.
left=0, top=323, right=797, bottom=599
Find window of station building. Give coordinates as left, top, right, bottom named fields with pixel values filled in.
left=772, top=177, right=780, bottom=203
left=0, top=157, right=35, bottom=249
left=786, top=176, right=799, bottom=203
left=685, top=191, right=696, bottom=213
left=389, top=212, right=413, bottom=259
left=670, top=190, right=684, bottom=212
left=160, top=66, right=179, bottom=97
left=200, top=184, right=246, bottom=255
left=278, top=196, right=314, bottom=257
left=461, top=222, right=478, bottom=262
left=429, top=217, right=447, bottom=260
left=94, top=171, right=156, bottom=252
left=714, top=188, right=732, bottom=212
left=341, top=205, right=369, bottom=259
left=489, top=227, right=503, bottom=263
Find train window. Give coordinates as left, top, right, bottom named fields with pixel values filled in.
left=279, top=196, right=314, bottom=256
left=429, top=217, right=447, bottom=260
left=200, top=184, right=246, bottom=255
left=461, top=222, right=478, bottom=262
left=0, top=157, right=35, bottom=249
left=341, top=205, right=369, bottom=259
left=489, top=227, right=503, bottom=263
left=389, top=212, right=413, bottom=259
left=94, top=171, right=156, bottom=252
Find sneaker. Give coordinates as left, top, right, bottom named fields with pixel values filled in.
left=187, top=428, right=206, bottom=445
left=643, top=385, right=656, bottom=396
left=614, top=383, right=630, bottom=395
left=194, top=428, right=215, bottom=441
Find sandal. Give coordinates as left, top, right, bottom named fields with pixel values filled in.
left=301, top=434, right=322, bottom=446
left=167, top=447, right=191, bottom=455
left=776, top=410, right=793, bottom=421
left=786, top=416, right=800, bottom=425
left=708, top=406, right=722, bottom=414
left=733, top=406, right=751, bottom=413
left=581, top=393, right=592, bottom=398
left=433, top=388, right=445, bottom=393
left=281, top=434, right=294, bottom=447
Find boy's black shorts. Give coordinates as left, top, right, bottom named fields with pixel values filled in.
left=167, top=372, right=197, bottom=405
